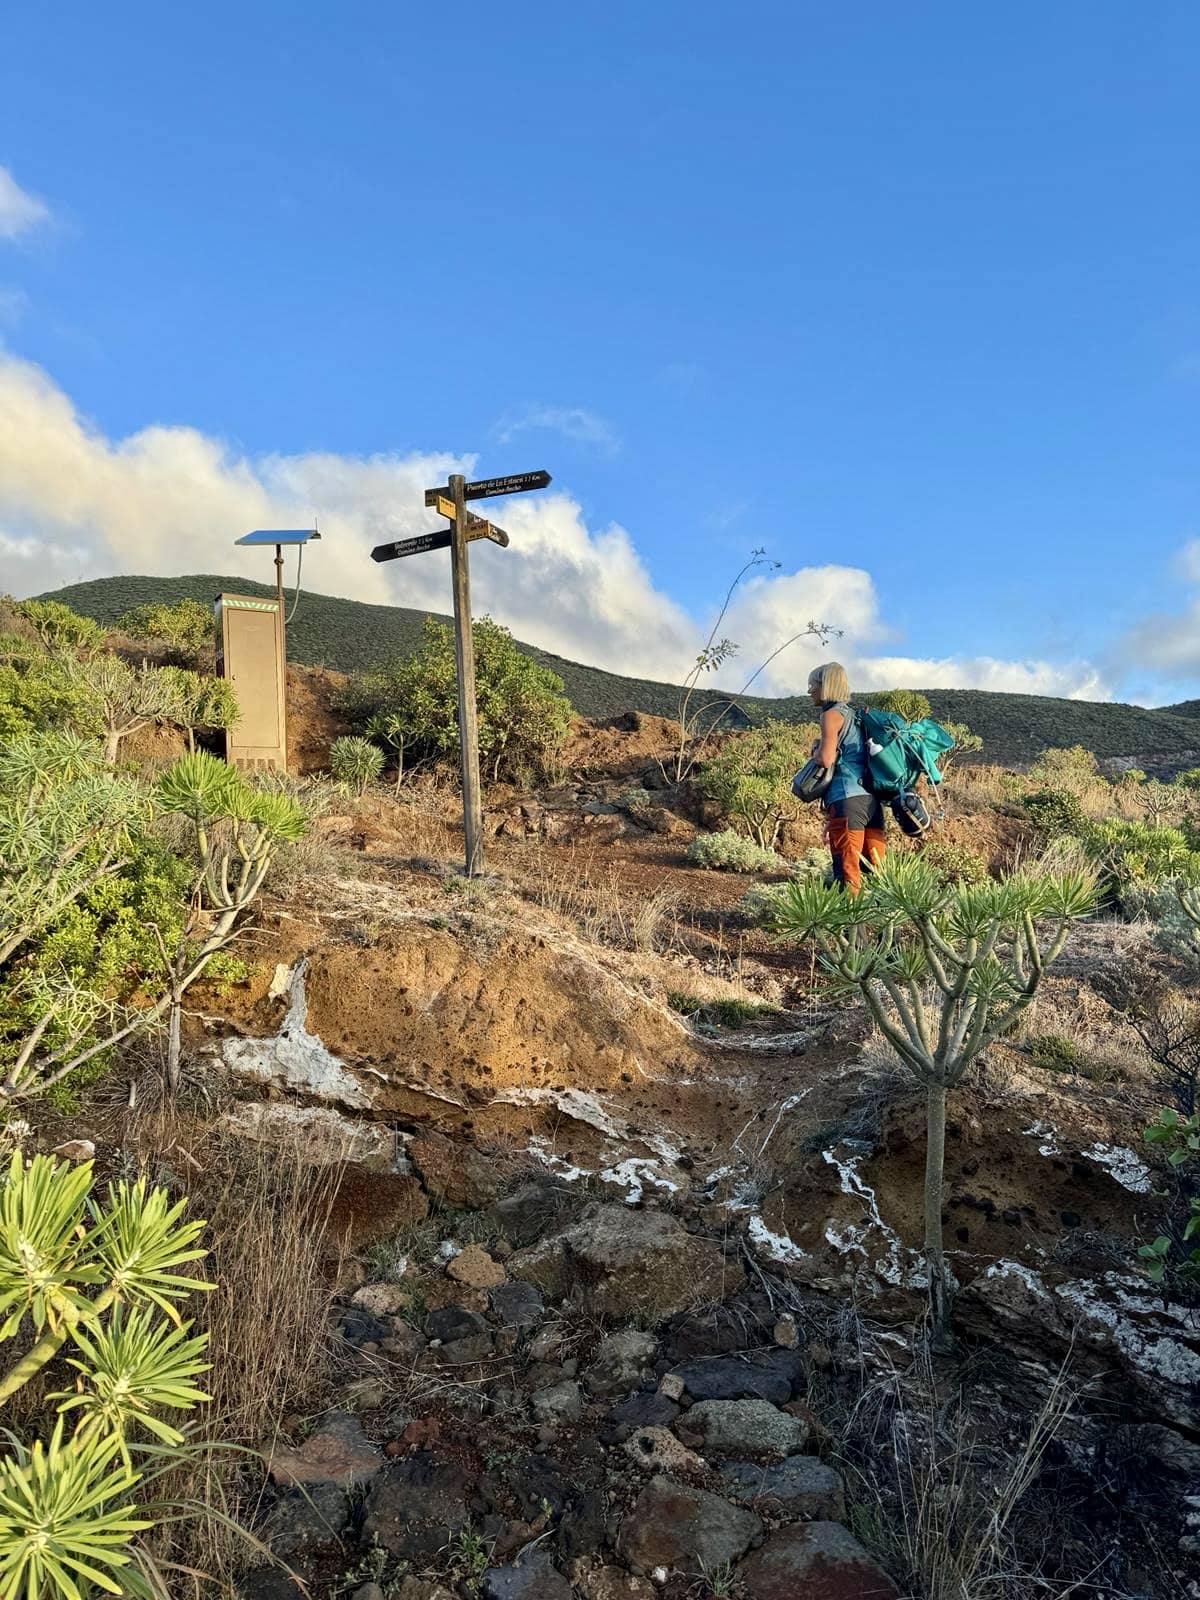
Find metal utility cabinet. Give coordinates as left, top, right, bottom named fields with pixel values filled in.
left=215, top=593, right=287, bottom=772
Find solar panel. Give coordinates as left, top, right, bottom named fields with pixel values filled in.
left=235, top=529, right=321, bottom=546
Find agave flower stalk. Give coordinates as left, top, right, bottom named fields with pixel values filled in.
left=768, top=855, right=1097, bottom=1340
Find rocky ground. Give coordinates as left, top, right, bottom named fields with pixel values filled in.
left=58, top=702, right=1200, bottom=1597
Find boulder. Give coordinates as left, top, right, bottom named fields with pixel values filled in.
left=511, top=1205, right=743, bottom=1320
left=426, top=1306, right=488, bottom=1343
left=409, top=1131, right=505, bottom=1209
left=617, top=1475, right=762, bottom=1575
left=490, top=1280, right=545, bottom=1328
left=264, top=1480, right=350, bottom=1556
left=568, top=1562, right=655, bottom=1600
left=268, top=1413, right=383, bottom=1489
left=219, top=1100, right=398, bottom=1170
left=480, top=1550, right=573, bottom=1599
left=602, top=1391, right=681, bottom=1444
left=720, top=1456, right=846, bottom=1519
left=352, top=1282, right=413, bottom=1318
left=447, top=1244, right=506, bottom=1289
left=362, top=1453, right=474, bottom=1558
left=735, top=1522, right=901, bottom=1600
left=668, top=1348, right=805, bottom=1404
left=529, top=1380, right=584, bottom=1427
left=585, top=1329, right=658, bottom=1396
left=488, top=1181, right=576, bottom=1248
left=684, top=1399, right=810, bottom=1459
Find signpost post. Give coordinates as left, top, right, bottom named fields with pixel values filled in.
left=370, top=468, right=550, bottom=875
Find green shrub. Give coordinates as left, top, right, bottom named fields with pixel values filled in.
left=0, top=1152, right=212, bottom=1596
left=1020, top=787, right=1086, bottom=841
left=116, top=598, right=214, bottom=658
left=1026, top=745, right=1103, bottom=793
left=667, top=993, right=771, bottom=1028
left=342, top=616, right=572, bottom=785
left=330, top=735, right=385, bottom=794
left=918, top=838, right=989, bottom=885
left=1125, top=882, right=1200, bottom=971
left=698, top=719, right=817, bottom=849
left=1027, top=1032, right=1084, bottom=1072
left=1083, top=817, right=1199, bottom=892
left=688, top=829, right=785, bottom=873
left=12, top=598, right=104, bottom=655
left=1175, top=767, right=1200, bottom=791
left=1139, top=1108, right=1200, bottom=1286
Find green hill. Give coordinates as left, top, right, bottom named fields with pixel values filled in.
left=38, top=574, right=1200, bottom=767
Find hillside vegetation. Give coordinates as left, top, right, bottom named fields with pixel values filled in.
left=40, top=574, right=1200, bottom=765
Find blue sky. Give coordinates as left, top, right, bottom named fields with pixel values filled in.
left=1, top=1, right=1199, bottom=704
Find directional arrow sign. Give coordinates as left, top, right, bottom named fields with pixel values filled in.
left=371, top=521, right=510, bottom=562
left=425, top=469, right=551, bottom=507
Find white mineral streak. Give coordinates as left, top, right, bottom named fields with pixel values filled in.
left=747, top=1214, right=808, bottom=1263
left=1080, top=1142, right=1153, bottom=1194
left=223, top=961, right=369, bottom=1109
left=821, top=1142, right=926, bottom=1287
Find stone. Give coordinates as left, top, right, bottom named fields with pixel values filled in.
left=602, top=1390, right=681, bottom=1444
left=720, top=1456, right=846, bottom=1519
left=480, top=1549, right=573, bottom=1599
left=510, top=1205, right=743, bottom=1321
left=409, top=1131, right=505, bottom=1209
left=585, top=1329, right=659, bottom=1396
left=665, top=1303, right=767, bottom=1361
left=490, top=1280, right=545, bottom=1328
left=530, top=1380, right=584, bottom=1427
left=447, top=1243, right=507, bottom=1289
left=237, top=1569, right=305, bottom=1600
left=352, top=1587, right=385, bottom=1600
left=658, top=1373, right=685, bottom=1402
left=528, top=1325, right=564, bottom=1361
left=382, top=1319, right=427, bottom=1362
left=361, top=1453, right=473, bottom=1558
left=343, top=1375, right=389, bottom=1412
left=684, top=1399, right=810, bottom=1459
left=735, top=1522, right=901, bottom=1600
left=268, top=1412, right=383, bottom=1489
left=265, top=1480, right=350, bottom=1556
left=568, top=1562, right=656, bottom=1600
left=622, top=1425, right=706, bottom=1477
left=426, top=1305, right=488, bottom=1343
left=617, top=1475, right=762, bottom=1576
left=440, top=1331, right=495, bottom=1364
left=669, top=1349, right=805, bottom=1405
left=220, top=1100, right=398, bottom=1171
left=556, top=1488, right=608, bottom=1560
left=772, top=1315, right=800, bottom=1349
left=489, top=1181, right=575, bottom=1247
left=352, top=1281, right=412, bottom=1318
left=338, top=1308, right=393, bottom=1348
left=397, top=1582, right=456, bottom=1600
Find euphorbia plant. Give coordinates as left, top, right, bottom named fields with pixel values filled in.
left=768, top=855, right=1097, bottom=1340
left=0, top=1151, right=211, bottom=1598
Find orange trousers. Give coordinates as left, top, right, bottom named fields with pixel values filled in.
left=827, top=800, right=886, bottom=894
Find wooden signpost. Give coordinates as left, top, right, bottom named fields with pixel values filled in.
left=369, top=467, right=551, bottom=875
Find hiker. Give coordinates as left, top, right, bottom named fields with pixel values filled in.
left=808, top=662, right=886, bottom=894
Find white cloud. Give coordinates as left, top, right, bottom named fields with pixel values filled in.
left=0, top=167, right=50, bottom=242
left=495, top=404, right=619, bottom=453
left=1111, top=540, right=1200, bottom=691
left=0, top=351, right=1112, bottom=702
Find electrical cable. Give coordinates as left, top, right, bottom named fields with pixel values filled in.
left=286, top=543, right=305, bottom=624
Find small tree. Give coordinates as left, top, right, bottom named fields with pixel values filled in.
left=872, top=689, right=932, bottom=723
left=155, top=752, right=308, bottom=1094
left=365, top=711, right=407, bottom=791
left=158, top=665, right=240, bottom=752
left=698, top=719, right=817, bottom=849
left=330, top=734, right=385, bottom=795
left=63, top=655, right=189, bottom=764
left=1027, top=745, right=1103, bottom=794
left=12, top=598, right=104, bottom=655
left=939, top=719, right=983, bottom=777
left=0, top=1152, right=212, bottom=1596
left=768, top=856, right=1097, bottom=1339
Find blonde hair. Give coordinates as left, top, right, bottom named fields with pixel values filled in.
left=808, top=661, right=850, bottom=703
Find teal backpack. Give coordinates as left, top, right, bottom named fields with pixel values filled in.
left=857, top=707, right=956, bottom=799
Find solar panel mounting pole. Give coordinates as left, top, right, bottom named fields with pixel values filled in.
left=448, top=473, right=484, bottom=876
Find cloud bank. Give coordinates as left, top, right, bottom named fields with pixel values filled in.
left=0, top=352, right=1108, bottom=701
left=0, top=167, right=50, bottom=241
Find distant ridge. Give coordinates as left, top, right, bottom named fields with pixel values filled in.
left=37, top=574, right=1200, bottom=768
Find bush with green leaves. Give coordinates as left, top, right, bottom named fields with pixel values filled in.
left=918, top=838, right=989, bottom=886
left=1082, top=817, right=1199, bottom=894
left=116, top=598, right=214, bottom=660
left=0, top=1151, right=212, bottom=1598
left=342, top=616, right=572, bottom=784
left=12, top=598, right=104, bottom=655
left=698, top=719, right=817, bottom=849
left=738, top=847, right=831, bottom=923
left=61, top=655, right=239, bottom=764
left=688, top=829, right=786, bottom=873
left=1176, top=767, right=1200, bottom=792
left=330, top=734, right=385, bottom=794
left=1139, top=1108, right=1200, bottom=1287
left=1026, top=745, right=1103, bottom=794
left=767, top=856, right=1097, bottom=1338
left=1020, top=787, right=1086, bottom=842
